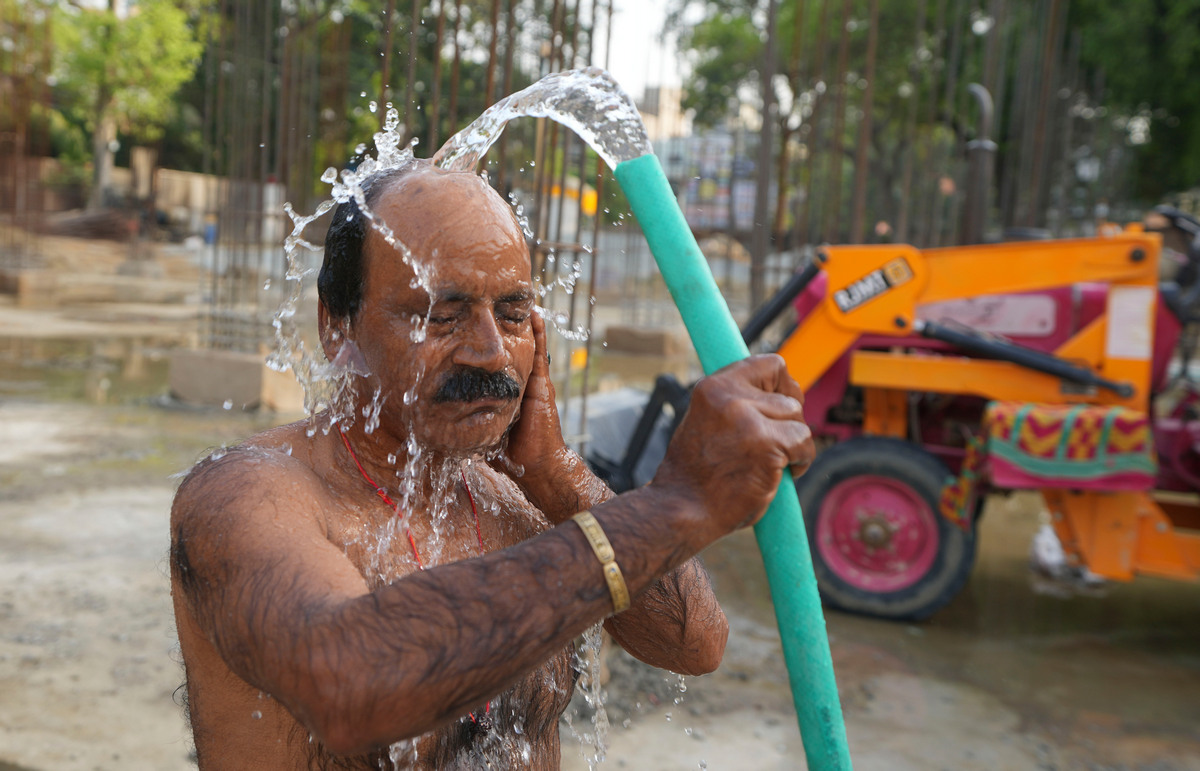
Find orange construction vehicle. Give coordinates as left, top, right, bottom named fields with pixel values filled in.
left=774, top=208, right=1200, bottom=619
left=590, top=208, right=1200, bottom=620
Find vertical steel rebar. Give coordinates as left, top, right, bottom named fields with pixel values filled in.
left=1000, top=13, right=1033, bottom=231
left=1012, top=8, right=1042, bottom=229
left=895, top=0, right=929, bottom=244
left=849, top=0, right=880, bottom=244
left=927, top=0, right=965, bottom=247
left=406, top=0, right=418, bottom=144
left=579, top=0, right=608, bottom=455
left=913, top=0, right=947, bottom=246
left=1050, top=30, right=1081, bottom=234
left=1023, top=0, right=1066, bottom=228
left=448, top=0, right=463, bottom=133
left=750, top=0, right=779, bottom=309
left=430, top=0, right=446, bottom=149
left=787, top=0, right=810, bottom=255
left=799, top=0, right=833, bottom=245
left=823, top=0, right=854, bottom=244
left=496, top=0, right=517, bottom=191
left=486, top=0, right=502, bottom=104
left=382, top=0, right=397, bottom=131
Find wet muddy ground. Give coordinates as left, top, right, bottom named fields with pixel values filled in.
left=1, top=305, right=1199, bottom=770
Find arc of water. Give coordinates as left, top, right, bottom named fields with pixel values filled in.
left=436, top=68, right=852, bottom=771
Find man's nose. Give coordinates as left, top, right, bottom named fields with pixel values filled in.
left=452, top=308, right=508, bottom=371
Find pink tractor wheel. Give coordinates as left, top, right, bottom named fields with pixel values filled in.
left=795, top=436, right=977, bottom=620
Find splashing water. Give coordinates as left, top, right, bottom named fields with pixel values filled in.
left=267, top=66, right=657, bottom=766
left=274, top=68, right=653, bottom=419
left=433, top=67, right=651, bottom=172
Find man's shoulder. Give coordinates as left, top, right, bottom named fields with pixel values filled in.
left=172, top=421, right=330, bottom=521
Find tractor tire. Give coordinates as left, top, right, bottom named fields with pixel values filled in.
left=795, top=436, right=977, bottom=621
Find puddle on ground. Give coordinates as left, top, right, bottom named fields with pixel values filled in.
left=700, top=491, right=1200, bottom=769
left=0, top=336, right=172, bottom=404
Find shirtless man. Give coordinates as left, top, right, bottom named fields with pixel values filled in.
left=169, top=161, right=815, bottom=769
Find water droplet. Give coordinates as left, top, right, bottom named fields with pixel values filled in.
left=369, top=101, right=378, bottom=113
left=251, top=710, right=262, bottom=719
left=222, top=399, right=233, bottom=410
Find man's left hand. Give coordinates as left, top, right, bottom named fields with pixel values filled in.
left=493, top=310, right=576, bottom=509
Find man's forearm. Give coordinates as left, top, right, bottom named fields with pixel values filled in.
left=263, top=486, right=701, bottom=754
left=512, top=450, right=728, bottom=675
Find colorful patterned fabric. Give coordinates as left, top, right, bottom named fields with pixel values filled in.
left=984, top=401, right=1156, bottom=490
left=938, top=434, right=981, bottom=531
left=938, top=401, right=1158, bottom=525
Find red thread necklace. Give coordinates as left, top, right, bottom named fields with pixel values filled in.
left=337, top=426, right=485, bottom=568
left=336, top=426, right=493, bottom=729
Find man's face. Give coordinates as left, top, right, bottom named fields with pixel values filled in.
left=347, top=168, right=536, bottom=455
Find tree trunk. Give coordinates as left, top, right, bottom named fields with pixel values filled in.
left=88, top=109, right=116, bottom=211
left=88, top=0, right=119, bottom=211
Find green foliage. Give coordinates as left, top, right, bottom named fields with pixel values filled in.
left=40, top=105, right=90, bottom=168
left=52, top=0, right=203, bottom=143
left=1071, top=0, right=1200, bottom=200
left=679, top=9, right=762, bottom=126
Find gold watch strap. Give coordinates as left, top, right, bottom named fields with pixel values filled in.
left=571, top=510, right=631, bottom=614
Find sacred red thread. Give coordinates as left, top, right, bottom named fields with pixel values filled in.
left=337, top=425, right=492, bottom=725
left=337, top=426, right=485, bottom=567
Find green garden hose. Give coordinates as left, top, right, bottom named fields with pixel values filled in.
left=614, top=153, right=852, bottom=771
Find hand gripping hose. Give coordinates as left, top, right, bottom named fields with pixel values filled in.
left=614, top=153, right=852, bottom=771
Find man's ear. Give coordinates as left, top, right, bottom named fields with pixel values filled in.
left=317, top=301, right=348, bottom=363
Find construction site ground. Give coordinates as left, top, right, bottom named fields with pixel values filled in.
left=1, top=242, right=1198, bottom=771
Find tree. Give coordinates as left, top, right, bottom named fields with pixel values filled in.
left=1070, top=0, right=1200, bottom=201
left=52, top=0, right=202, bottom=209
left=669, top=0, right=928, bottom=244
left=676, top=6, right=762, bottom=128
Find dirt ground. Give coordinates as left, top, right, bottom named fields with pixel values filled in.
left=2, top=298, right=1200, bottom=770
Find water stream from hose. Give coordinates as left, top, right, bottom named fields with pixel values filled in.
left=268, top=68, right=680, bottom=768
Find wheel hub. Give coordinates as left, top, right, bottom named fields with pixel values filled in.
left=815, top=474, right=941, bottom=593
left=857, top=514, right=895, bottom=550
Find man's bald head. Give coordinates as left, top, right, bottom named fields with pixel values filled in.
left=319, top=161, right=525, bottom=322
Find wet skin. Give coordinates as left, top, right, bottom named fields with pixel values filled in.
left=345, top=169, right=538, bottom=456
left=169, top=165, right=816, bottom=769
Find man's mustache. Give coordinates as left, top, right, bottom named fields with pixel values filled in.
left=433, top=367, right=521, bottom=404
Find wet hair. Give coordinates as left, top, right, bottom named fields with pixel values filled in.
left=318, top=165, right=415, bottom=320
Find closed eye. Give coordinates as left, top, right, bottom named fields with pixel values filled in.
left=498, top=308, right=530, bottom=324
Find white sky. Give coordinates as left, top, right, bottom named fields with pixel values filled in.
left=602, top=0, right=683, bottom=102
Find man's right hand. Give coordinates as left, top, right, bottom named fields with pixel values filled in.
left=649, top=354, right=815, bottom=544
